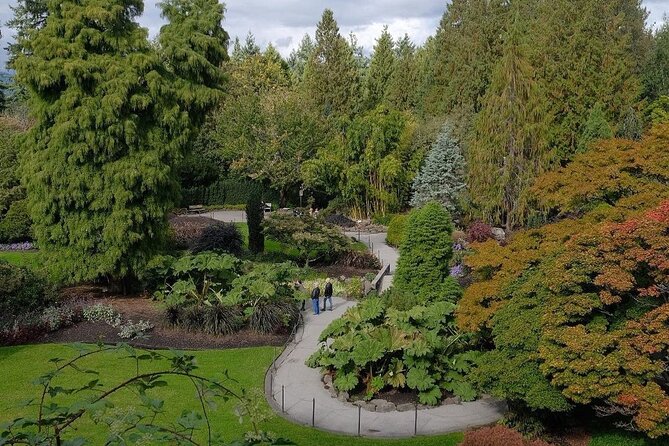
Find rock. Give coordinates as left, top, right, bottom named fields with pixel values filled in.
left=337, top=392, right=349, bottom=402
left=417, top=404, right=430, bottom=411
left=361, top=402, right=377, bottom=412
left=396, top=403, right=415, bottom=412
left=376, top=401, right=396, bottom=413
left=442, top=396, right=461, bottom=405
left=323, top=374, right=332, bottom=385
left=329, top=386, right=338, bottom=398
left=352, top=400, right=366, bottom=407
left=363, top=279, right=373, bottom=295
left=491, top=227, right=506, bottom=241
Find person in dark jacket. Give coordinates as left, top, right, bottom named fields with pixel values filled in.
left=323, top=278, right=333, bottom=311
left=311, top=284, right=321, bottom=315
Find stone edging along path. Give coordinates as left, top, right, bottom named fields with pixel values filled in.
left=263, top=231, right=507, bottom=438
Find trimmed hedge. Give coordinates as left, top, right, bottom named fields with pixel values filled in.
left=0, top=200, right=32, bottom=243
left=181, top=179, right=284, bottom=207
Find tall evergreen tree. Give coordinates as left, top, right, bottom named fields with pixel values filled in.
left=643, top=22, right=669, bottom=101
left=5, top=0, right=49, bottom=68
left=469, top=13, right=550, bottom=231
left=303, top=9, right=361, bottom=120
left=387, top=34, right=419, bottom=111
left=246, top=185, right=264, bottom=254
left=287, top=34, right=315, bottom=85
left=365, top=26, right=395, bottom=108
left=410, top=126, right=466, bottom=213
left=577, top=102, right=613, bottom=152
left=15, top=0, right=228, bottom=283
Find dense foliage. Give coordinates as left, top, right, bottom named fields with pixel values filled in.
left=410, top=126, right=466, bottom=213
left=191, top=222, right=243, bottom=256
left=151, top=252, right=299, bottom=335
left=247, top=186, right=265, bottom=254
left=13, top=0, right=228, bottom=284
left=459, top=125, right=669, bottom=437
left=0, top=117, right=30, bottom=243
left=393, top=202, right=461, bottom=306
left=263, top=213, right=351, bottom=266
left=386, top=214, right=408, bottom=248
left=0, top=260, right=52, bottom=321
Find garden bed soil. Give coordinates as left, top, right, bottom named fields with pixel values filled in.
left=41, top=288, right=289, bottom=350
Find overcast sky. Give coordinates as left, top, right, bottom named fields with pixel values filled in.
left=0, top=0, right=667, bottom=69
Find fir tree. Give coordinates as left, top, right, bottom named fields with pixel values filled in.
left=365, top=26, right=395, bottom=109
left=303, top=9, right=361, bottom=120
left=469, top=12, right=550, bottom=231
left=387, top=34, right=419, bottom=111
left=287, top=34, right=315, bottom=84
left=577, top=102, right=613, bottom=152
left=410, top=125, right=466, bottom=213
left=5, top=0, right=49, bottom=68
left=643, top=22, right=669, bottom=101
left=15, top=0, right=228, bottom=284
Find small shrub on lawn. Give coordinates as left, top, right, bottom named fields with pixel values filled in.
left=386, top=214, right=408, bottom=247
left=460, top=426, right=551, bottom=446
left=343, top=277, right=364, bottom=300
left=192, top=222, right=243, bottom=255
left=41, top=305, right=76, bottom=331
left=466, top=221, right=494, bottom=243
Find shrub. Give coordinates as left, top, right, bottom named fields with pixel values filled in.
left=460, top=426, right=551, bottom=446
left=0, top=200, right=31, bottom=243
left=308, top=295, right=477, bottom=405
left=263, top=213, right=352, bottom=266
left=246, top=186, right=265, bottom=254
left=386, top=214, right=408, bottom=247
left=167, top=303, right=244, bottom=335
left=466, top=221, right=494, bottom=243
left=336, top=250, right=381, bottom=269
left=117, top=320, right=154, bottom=340
left=192, top=222, right=243, bottom=256
left=393, top=202, right=457, bottom=302
left=0, top=261, right=53, bottom=320
left=83, top=304, right=121, bottom=327
left=343, top=277, right=364, bottom=300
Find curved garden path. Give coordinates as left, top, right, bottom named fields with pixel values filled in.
left=264, top=231, right=506, bottom=438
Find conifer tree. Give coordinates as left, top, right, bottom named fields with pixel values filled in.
left=288, top=34, right=315, bottom=84
left=387, top=34, right=419, bottom=111
left=303, top=9, right=361, bottom=120
left=365, top=26, right=395, bottom=108
left=577, top=102, right=613, bottom=152
left=15, top=0, right=228, bottom=284
left=246, top=185, right=264, bottom=254
left=469, top=12, right=550, bottom=231
left=643, top=22, right=669, bottom=101
left=410, top=126, right=466, bottom=213
left=5, top=0, right=49, bottom=68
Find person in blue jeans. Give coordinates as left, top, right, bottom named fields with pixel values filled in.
left=311, top=285, right=321, bottom=315
left=323, top=278, right=333, bottom=311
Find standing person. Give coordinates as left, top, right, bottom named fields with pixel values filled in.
left=311, top=283, right=321, bottom=315
left=323, top=278, right=333, bottom=311
left=294, top=279, right=306, bottom=311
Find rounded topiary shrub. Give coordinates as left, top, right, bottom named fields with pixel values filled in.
left=0, top=200, right=32, bottom=243
left=192, top=223, right=243, bottom=256
left=393, top=202, right=460, bottom=303
left=386, top=214, right=408, bottom=247
left=0, top=261, right=52, bottom=320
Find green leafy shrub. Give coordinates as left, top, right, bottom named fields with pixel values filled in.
left=154, top=253, right=298, bottom=335
left=263, top=213, right=352, bottom=266
left=394, top=202, right=457, bottom=303
left=192, top=222, right=243, bottom=256
left=386, top=214, right=408, bottom=247
left=0, top=199, right=31, bottom=243
left=0, top=261, right=53, bottom=320
left=308, top=294, right=476, bottom=405
left=83, top=303, right=121, bottom=327
left=344, top=277, right=364, bottom=300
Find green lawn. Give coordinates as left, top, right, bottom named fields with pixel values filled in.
left=0, top=251, right=40, bottom=270
left=0, top=344, right=462, bottom=446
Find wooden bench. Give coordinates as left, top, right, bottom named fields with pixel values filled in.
left=187, top=205, right=206, bottom=214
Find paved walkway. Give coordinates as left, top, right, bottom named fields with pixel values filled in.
left=265, top=297, right=506, bottom=438
left=192, top=209, right=247, bottom=223
left=346, top=231, right=398, bottom=292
